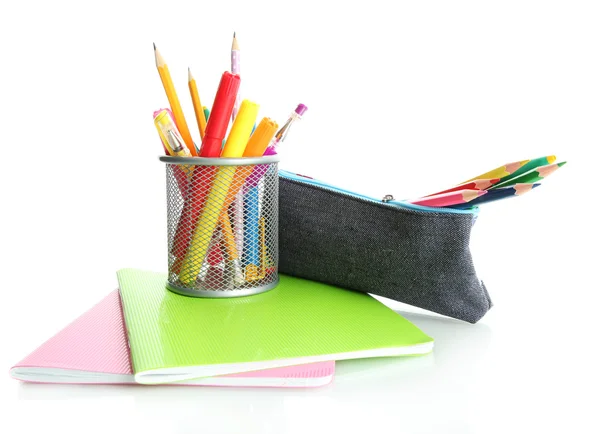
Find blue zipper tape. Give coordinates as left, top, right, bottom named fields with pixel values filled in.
left=279, top=170, right=479, bottom=216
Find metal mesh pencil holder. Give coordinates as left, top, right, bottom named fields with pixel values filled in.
left=160, top=155, right=280, bottom=298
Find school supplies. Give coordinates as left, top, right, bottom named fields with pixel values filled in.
left=10, top=289, right=334, bottom=387
left=221, top=99, right=259, bottom=157
left=278, top=170, right=491, bottom=323
left=495, top=155, right=556, bottom=185
left=450, top=183, right=541, bottom=209
left=199, top=71, right=241, bottom=158
left=178, top=101, right=258, bottom=286
left=264, top=103, right=308, bottom=156
left=153, top=44, right=197, bottom=156
left=243, top=186, right=261, bottom=281
left=188, top=67, right=207, bottom=139
left=492, top=161, right=566, bottom=189
left=243, top=117, right=279, bottom=157
left=153, top=109, right=192, bottom=158
left=461, top=158, right=530, bottom=183
left=409, top=189, right=487, bottom=207
left=168, top=72, right=241, bottom=274
left=117, top=268, right=433, bottom=384
left=220, top=213, right=245, bottom=286
left=231, top=32, right=241, bottom=121
left=425, top=178, right=501, bottom=196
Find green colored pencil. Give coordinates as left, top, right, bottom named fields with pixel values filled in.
left=492, top=162, right=566, bottom=188
left=496, top=155, right=556, bottom=185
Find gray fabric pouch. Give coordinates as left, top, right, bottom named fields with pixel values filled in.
left=278, top=170, right=492, bottom=323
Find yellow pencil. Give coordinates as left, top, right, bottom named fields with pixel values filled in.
left=461, top=159, right=529, bottom=183
left=188, top=68, right=207, bottom=140
left=153, top=44, right=197, bottom=156
left=221, top=99, right=259, bottom=157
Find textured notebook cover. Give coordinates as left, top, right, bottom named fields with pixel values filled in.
left=117, top=269, right=434, bottom=384
left=10, top=290, right=334, bottom=387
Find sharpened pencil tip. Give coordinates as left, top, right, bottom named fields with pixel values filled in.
left=233, top=31, right=236, bottom=38
left=153, top=42, right=156, bottom=50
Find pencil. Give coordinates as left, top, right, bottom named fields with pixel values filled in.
left=492, top=162, right=566, bottom=189
left=495, top=155, right=556, bottom=185
left=409, top=189, right=487, bottom=207
left=231, top=32, right=241, bottom=121
left=153, top=44, right=197, bottom=156
left=461, top=159, right=529, bottom=183
left=425, top=178, right=501, bottom=197
left=188, top=68, right=207, bottom=139
left=450, top=183, right=541, bottom=209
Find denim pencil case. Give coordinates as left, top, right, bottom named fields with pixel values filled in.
left=278, top=170, right=492, bottom=323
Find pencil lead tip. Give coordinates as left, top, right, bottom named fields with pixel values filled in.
left=153, top=42, right=156, bottom=50
left=233, top=31, right=236, bottom=38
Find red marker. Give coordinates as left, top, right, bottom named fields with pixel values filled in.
left=200, top=71, right=241, bottom=157
left=170, top=72, right=241, bottom=274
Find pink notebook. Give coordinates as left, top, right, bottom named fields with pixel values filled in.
left=9, top=290, right=335, bottom=388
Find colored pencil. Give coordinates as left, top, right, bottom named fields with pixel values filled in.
left=461, top=159, right=529, bottom=183
left=450, top=183, right=541, bottom=209
left=425, top=178, right=501, bottom=197
left=409, top=189, right=487, bottom=207
left=492, top=162, right=566, bottom=189
left=188, top=68, right=208, bottom=139
left=495, top=155, right=556, bottom=185
left=153, top=44, right=197, bottom=156
left=231, top=32, right=241, bottom=121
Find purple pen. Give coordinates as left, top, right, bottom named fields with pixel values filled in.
left=263, top=103, right=308, bottom=156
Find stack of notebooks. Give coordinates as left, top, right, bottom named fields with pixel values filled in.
left=10, top=269, right=434, bottom=388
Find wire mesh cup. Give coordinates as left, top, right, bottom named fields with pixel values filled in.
left=160, top=155, right=280, bottom=297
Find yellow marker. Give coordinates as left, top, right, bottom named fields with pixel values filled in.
left=221, top=99, right=259, bottom=157
left=178, top=102, right=257, bottom=285
left=243, top=117, right=279, bottom=157
left=188, top=68, right=207, bottom=139
left=178, top=165, right=238, bottom=285
left=154, top=44, right=197, bottom=156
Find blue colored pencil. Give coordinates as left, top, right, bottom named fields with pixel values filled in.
left=450, top=183, right=541, bottom=209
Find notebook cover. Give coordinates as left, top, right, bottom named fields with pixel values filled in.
left=9, top=290, right=334, bottom=387
left=117, top=269, right=434, bottom=384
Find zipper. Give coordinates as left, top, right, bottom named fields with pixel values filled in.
left=279, top=170, right=478, bottom=216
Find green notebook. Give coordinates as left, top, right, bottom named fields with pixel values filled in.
left=117, top=269, right=434, bottom=384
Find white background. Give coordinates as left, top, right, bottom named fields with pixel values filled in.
left=1, top=1, right=599, bottom=433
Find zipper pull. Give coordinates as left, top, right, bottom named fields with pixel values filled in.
left=382, top=194, right=394, bottom=203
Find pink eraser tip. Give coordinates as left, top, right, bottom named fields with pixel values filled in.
left=295, top=104, right=308, bottom=116
left=153, top=107, right=173, bottom=118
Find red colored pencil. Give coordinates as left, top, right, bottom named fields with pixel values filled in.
left=425, top=178, right=500, bottom=197
left=410, top=189, right=487, bottom=207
